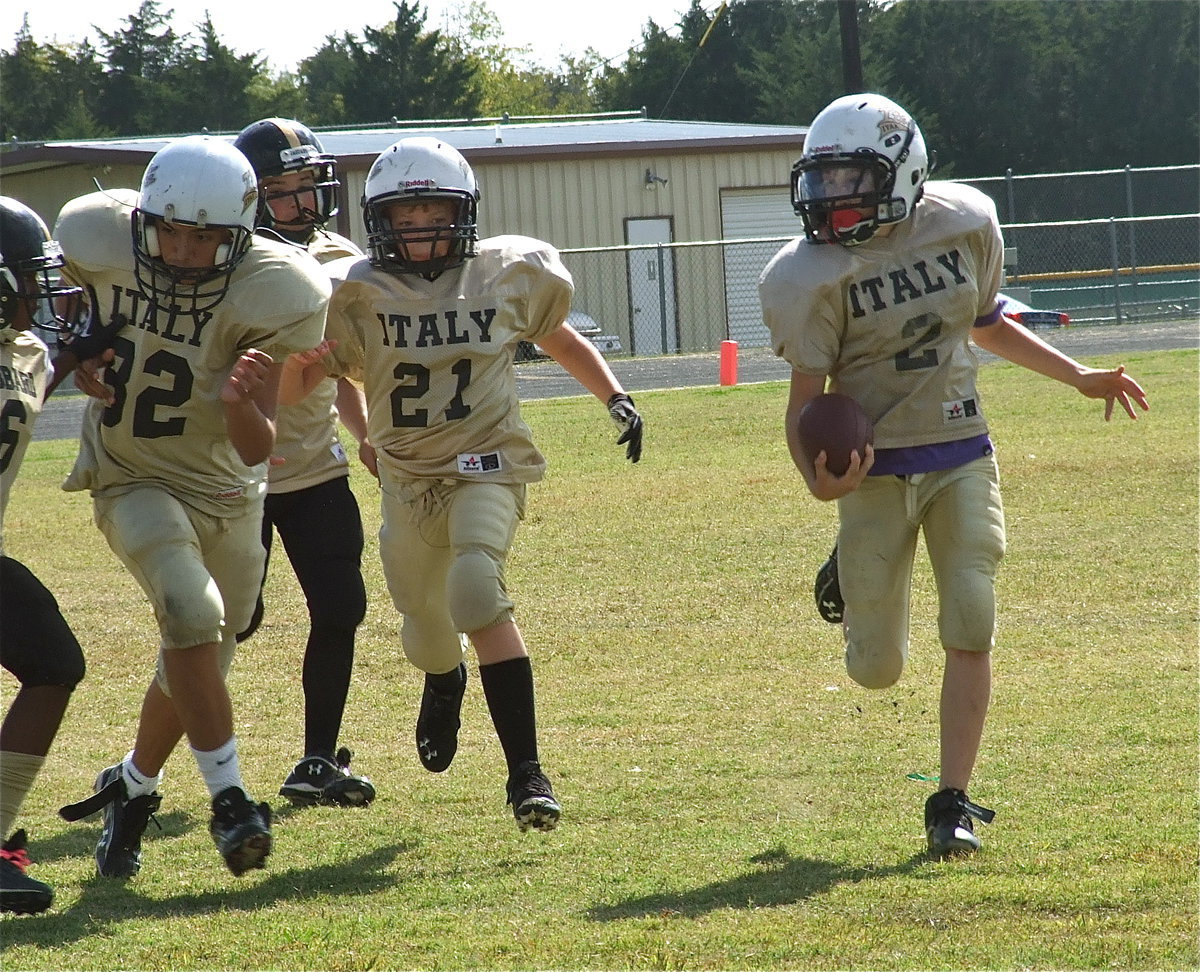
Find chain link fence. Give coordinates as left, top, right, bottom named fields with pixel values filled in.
left=561, top=165, right=1199, bottom=356
left=962, top=164, right=1200, bottom=224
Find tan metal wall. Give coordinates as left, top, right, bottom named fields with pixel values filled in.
left=6, top=144, right=800, bottom=353
left=340, top=147, right=797, bottom=351
left=2, top=162, right=145, bottom=228
left=338, top=146, right=796, bottom=247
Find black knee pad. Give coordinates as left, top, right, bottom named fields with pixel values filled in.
left=0, top=557, right=86, bottom=689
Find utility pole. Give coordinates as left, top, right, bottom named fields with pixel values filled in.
left=838, top=0, right=864, bottom=93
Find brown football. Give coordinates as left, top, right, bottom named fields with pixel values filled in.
left=797, top=393, right=874, bottom=476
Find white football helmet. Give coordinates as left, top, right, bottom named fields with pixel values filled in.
left=132, top=135, right=258, bottom=312
left=362, top=136, right=479, bottom=276
left=792, top=93, right=933, bottom=246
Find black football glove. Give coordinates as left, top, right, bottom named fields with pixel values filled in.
left=607, top=392, right=643, bottom=463
left=57, top=285, right=128, bottom=362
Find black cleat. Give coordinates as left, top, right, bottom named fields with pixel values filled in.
left=416, top=663, right=467, bottom=773
left=814, top=544, right=844, bottom=623
left=210, top=787, right=272, bottom=876
left=58, top=763, right=162, bottom=878
left=925, top=788, right=995, bottom=858
left=0, top=831, right=53, bottom=915
left=506, top=760, right=561, bottom=833
left=279, top=748, right=376, bottom=807
left=324, top=747, right=377, bottom=806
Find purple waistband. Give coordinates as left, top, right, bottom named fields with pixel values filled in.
left=869, top=433, right=994, bottom=476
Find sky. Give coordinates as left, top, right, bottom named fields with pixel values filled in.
left=2, top=0, right=712, bottom=72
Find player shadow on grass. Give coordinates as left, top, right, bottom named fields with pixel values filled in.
left=0, top=843, right=407, bottom=950
left=32, top=799, right=332, bottom=869
left=18, top=810, right=196, bottom=865
left=586, top=846, right=929, bottom=921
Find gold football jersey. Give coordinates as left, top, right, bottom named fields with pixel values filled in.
left=54, top=189, right=330, bottom=516
left=322, top=235, right=572, bottom=483
left=760, top=181, right=1004, bottom=450
left=0, top=329, right=51, bottom=556
left=267, top=228, right=363, bottom=495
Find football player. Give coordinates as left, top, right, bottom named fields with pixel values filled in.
left=760, top=94, right=1148, bottom=858
left=53, top=135, right=330, bottom=878
left=231, top=118, right=375, bottom=808
left=280, top=136, right=643, bottom=832
left=0, top=197, right=88, bottom=914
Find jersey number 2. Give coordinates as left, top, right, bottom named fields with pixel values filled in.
left=894, top=313, right=942, bottom=372
left=102, top=336, right=195, bottom=438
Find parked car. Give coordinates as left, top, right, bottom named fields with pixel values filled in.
left=515, top=310, right=622, bottom=362
left=998, top=292, right=1070, bottom=329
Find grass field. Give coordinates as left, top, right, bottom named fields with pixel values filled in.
left=1, top=349, right=1196, bottom=971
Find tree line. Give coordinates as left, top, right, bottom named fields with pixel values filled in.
left=2, top=0, right=1196, bottom=177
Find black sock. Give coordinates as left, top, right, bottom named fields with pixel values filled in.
left=302, top=623, right=357, bottom=759
left=478, top=656, right=538, bottom=776
left=426, top=662, right=466, bottom=694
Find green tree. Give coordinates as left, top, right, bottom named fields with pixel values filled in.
left=596, top=0, right=815, bottom=121
left=160, top=15, right=264, bottom=133
left=1, top=19, right=60, bottom=141
left=745, top=0, right=870, bottom=127
left=867, top=0, right=1199, bottom=174
left=535, top=52, right=608, bottom=115
left=305, top=1, right=481, bottom=124
left=596, top=3, right=708, bottom=119
left=299, top=35, right=357, bottom=125
left=438, top=1, right=603, bottom=116
left=48, top=40, right=111, bottom=139
left=1, top=19, right=109, bottom=141
left=94, top=0, right=182, bottom=134
left=244, top=70, right=308, bottom=126
left=1052, top=0, right=1198, bottom=168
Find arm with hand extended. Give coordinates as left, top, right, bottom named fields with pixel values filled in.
left=537, top=323, right=643, bottom=462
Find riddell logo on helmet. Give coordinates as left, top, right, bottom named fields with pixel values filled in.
left=809, top=143, right=840, bottom=154
left=403, top=179, right=438, bottom=189
left=280, top=146, right=319, bottom=164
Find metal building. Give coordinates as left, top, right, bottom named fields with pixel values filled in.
left=0, top=112, right=808, bottom=354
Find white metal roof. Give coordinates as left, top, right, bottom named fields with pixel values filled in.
left=1, top=114, right=808, bottom=170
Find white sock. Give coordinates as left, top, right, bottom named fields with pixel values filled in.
left=191, top=737, right=244, bottom=798
left=0, top=751, right=44, bottom=837
left=122, top=750, right=163, bottom=798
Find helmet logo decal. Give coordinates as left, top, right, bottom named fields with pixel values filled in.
left=279, top=145, right=319, bottom=165
left=876, top=109, right=909, bottom=140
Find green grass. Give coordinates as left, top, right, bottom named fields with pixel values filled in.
left=2, top=349, right=1196, bottom=970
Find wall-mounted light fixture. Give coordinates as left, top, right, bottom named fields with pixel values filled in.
left=644, top=168, right=668, bottom=190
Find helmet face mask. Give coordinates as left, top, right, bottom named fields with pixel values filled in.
left=234, top=118, right=339, bottom=235
left=793, top=94, right=932, bottom=246
left=0, top=195, right=84, bottom=335
left=132, top=135, right=258, bottom=314
left=261, top=168, right=335, bottom=235
left=363, top=137, right=479, bottom=277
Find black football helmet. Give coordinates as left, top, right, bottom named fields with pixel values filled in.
left=0, top=195, right=83, bottom=333
left=234, top=118, right=339, bottom=234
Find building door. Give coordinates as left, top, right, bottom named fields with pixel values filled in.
left=625, top=217, right=678, bottom=354
left=719, top=187, right=794, bottom=348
